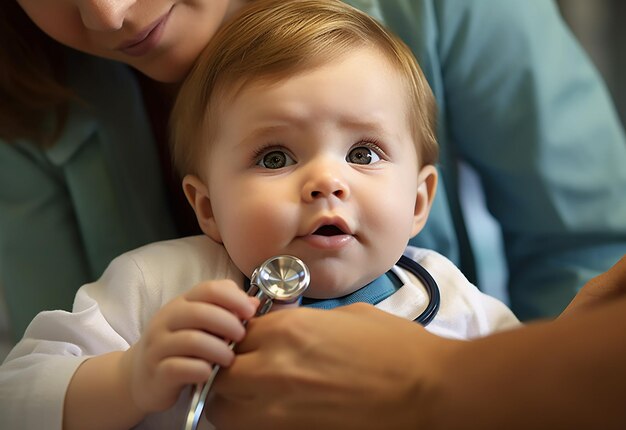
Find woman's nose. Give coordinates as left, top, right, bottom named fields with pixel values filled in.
left=79, top=0, right=135, bottom=31
left=301, top=168, right=350, bottom=203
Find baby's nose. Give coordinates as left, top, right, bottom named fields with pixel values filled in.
left=302, top=170, right=350, bottom=202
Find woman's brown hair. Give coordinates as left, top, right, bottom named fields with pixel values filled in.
left=0, top=2, right=74, bottom=145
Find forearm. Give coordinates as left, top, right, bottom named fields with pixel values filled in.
left=64, top=351, right=144, bottom=430
left=428, top=297, right=626, bottom=429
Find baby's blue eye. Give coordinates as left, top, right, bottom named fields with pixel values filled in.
left=257, top=150, right=295, bottom=169
left=346, top=146, right=381, bottom=165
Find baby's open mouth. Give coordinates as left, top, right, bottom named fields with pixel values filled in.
left=313, top=225, right=345, bottom=236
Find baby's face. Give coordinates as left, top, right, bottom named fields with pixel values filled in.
left=200, top=47, right=434, bottom=298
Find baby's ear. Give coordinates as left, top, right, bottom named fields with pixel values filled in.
left=182, top=175, right=223, bottom=243
left=411, top=165, right=438, bottom=237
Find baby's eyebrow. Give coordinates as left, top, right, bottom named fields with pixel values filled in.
left=336, top=117, right=388, bottom=135
left=236, top=124, right=293, bottom=149
left=235, top=113, right=393, bottom=148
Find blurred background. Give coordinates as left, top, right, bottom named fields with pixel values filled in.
left=557, top=0, right=626, bottom=125
left=465, top=0, right=626, bottom=305
left=1, top=0, right=625, bottom=361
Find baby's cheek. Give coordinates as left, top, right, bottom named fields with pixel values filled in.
left=221, top=204, right=295, bottom=276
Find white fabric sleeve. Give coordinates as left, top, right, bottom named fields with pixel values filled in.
left=0, top=236, right=238, bottom=430
left=0, top=252, right=149, bottom=430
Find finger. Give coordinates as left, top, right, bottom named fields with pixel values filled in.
left=152, top=329, right=238, bottom=368
left=185, top=279, right=258, bottom=319
left=155, top=356, right=214, bottom=387
left=237, top=303, right=380, bottom=353
left=583, top=255, right=626, bottom=297
left=597, top=254, right=626, bottom=294
left=167, top=301, right=248, bottom=342
left=562, top=255, right=626, bottom=317
left=234, top=307, right=304, bottom=353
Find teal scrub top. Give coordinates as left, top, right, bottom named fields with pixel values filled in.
left=0, top=54, right=177, bottom=339
left=353, top=0, right=626, bottom=318
left=2, top=0, right=626, bottom=339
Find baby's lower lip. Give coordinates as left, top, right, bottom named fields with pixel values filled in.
left=300, top=234, right=354, bottom=250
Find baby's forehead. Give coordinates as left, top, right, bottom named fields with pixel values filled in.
left=213, top=46, right=407, bottom=108
left=212, top=54, right=409, bottom=118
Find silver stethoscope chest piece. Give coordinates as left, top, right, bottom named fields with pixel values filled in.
left=183, top=255, right=310, bottom=430
left=250, top=255, right=310, bottom=313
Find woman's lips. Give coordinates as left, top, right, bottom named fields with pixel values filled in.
left=118, top=8, right=172, bottom=57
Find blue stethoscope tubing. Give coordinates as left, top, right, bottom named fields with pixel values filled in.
left=395, top=254, right=441, bottom=326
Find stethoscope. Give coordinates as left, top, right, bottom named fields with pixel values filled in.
left=183, top=254, right=440, bottom=430
left=394, top=254, right=441, bottom=326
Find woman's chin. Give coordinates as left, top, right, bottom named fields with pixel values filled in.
left=136, top=62, right=191, bottom=83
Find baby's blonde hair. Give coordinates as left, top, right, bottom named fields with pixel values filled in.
left=171, top=0, right=438, bottom=177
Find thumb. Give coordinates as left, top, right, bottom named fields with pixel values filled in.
left=560, top=255, right=626, bottom=318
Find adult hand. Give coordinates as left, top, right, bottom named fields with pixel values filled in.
left=209, top=303, right=460, bottom=429
left=210, top=255, right=626, bottom=430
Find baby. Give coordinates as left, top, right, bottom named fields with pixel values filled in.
left=0, top=1, right=519, bottom=428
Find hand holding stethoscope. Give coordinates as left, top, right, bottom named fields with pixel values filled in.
left=182, top=253, right=440, bottom=429
left=183, top=255, right=311, bottom=430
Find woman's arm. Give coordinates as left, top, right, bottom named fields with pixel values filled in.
left=432, top=295, right=626, bottom=429
left=211, top=256, right=626, bottom=429
left=434, top=256, right=626, bottom=428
